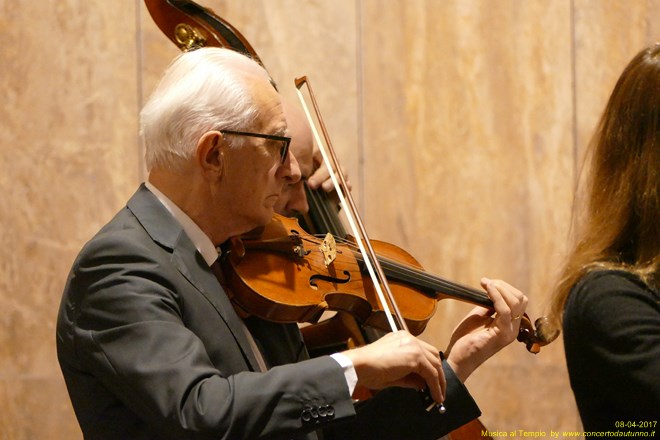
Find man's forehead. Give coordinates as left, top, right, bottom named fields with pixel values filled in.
left=249, top=78, right=286, bottom=131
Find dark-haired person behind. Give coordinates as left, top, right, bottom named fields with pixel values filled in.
left=549, top=42, right=660, bottom=432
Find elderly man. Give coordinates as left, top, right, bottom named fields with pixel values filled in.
left=57, top=47, right=527, bottom=440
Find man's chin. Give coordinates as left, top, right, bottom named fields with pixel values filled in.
left=275, top=209, right=296, bottom=218
left=260, top=207, right=275, bottom=224
left=236, top=210, right=273, bottom=238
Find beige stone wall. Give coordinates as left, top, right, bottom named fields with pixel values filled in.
left=0, top=1, right=657, bottom=438
left=0, top=2, right=140, bottom=438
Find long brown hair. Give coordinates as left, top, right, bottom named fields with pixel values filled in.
left=549, top=42, right=660, bottom=331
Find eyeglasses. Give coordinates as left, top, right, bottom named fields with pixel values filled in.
left=220, top=129, right=291, bottom=164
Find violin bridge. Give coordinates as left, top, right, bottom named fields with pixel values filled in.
left=319, top=233, right=337, bottom=267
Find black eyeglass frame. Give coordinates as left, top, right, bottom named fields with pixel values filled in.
left=220, top=129, right=291, bottom=164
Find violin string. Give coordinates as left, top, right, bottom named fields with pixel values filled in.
left=299, top=235, right=364, bottom=275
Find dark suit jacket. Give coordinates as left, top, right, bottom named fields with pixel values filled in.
left=57, top=184, right=480, bottom=439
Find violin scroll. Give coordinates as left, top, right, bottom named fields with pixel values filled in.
left=518, top=315, right=560, bottom=354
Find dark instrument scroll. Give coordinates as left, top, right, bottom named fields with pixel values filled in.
left=144, top=0, right=262, bottom=61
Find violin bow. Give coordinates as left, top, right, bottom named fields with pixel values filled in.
left=295, top=76, right=408, bottom=334
left=295, top=77, right=448, bottom=413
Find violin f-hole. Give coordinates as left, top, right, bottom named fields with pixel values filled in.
left=309, top=270, right=352, bottom=290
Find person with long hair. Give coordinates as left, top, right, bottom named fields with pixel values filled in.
left=549, top=42, right=660, bottom=432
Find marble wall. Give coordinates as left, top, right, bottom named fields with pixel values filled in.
left=0, top=1, right=657, bottom=438
left=1, top=1, right=140, bottom=438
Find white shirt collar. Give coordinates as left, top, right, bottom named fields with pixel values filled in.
left=145, top=181, right=219, bottom=267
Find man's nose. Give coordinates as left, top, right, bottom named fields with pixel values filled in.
left=286, top=184, right=310, bottom=215
left=282, top=149, right=302, bottom=184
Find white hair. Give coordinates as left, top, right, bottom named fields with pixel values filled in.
left=140, top=47, right=271, bottom=170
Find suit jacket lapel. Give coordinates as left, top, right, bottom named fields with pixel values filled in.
left=171, top=242, right=263, bottom=371
left=127, top=184, right=263, bottom=372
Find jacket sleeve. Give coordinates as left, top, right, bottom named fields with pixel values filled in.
left=58, top=230, right=357, bottom=440
left=322, top=360, right=481, bottom=440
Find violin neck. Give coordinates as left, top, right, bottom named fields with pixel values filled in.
left=377, top=257, right=493, bottom=308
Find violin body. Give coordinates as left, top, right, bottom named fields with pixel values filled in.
left=222, top=214, right=436, bottom=334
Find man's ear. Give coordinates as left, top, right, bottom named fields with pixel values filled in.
left=196, top=131, right=225, bottom=180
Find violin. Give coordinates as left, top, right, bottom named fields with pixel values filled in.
left=221, top=213, right=556, bottom=353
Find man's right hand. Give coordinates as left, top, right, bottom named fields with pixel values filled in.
left=341, top=330, right=446, bottom=405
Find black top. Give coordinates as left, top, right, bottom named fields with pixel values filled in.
left=563, top=270, right=660, bottom=433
